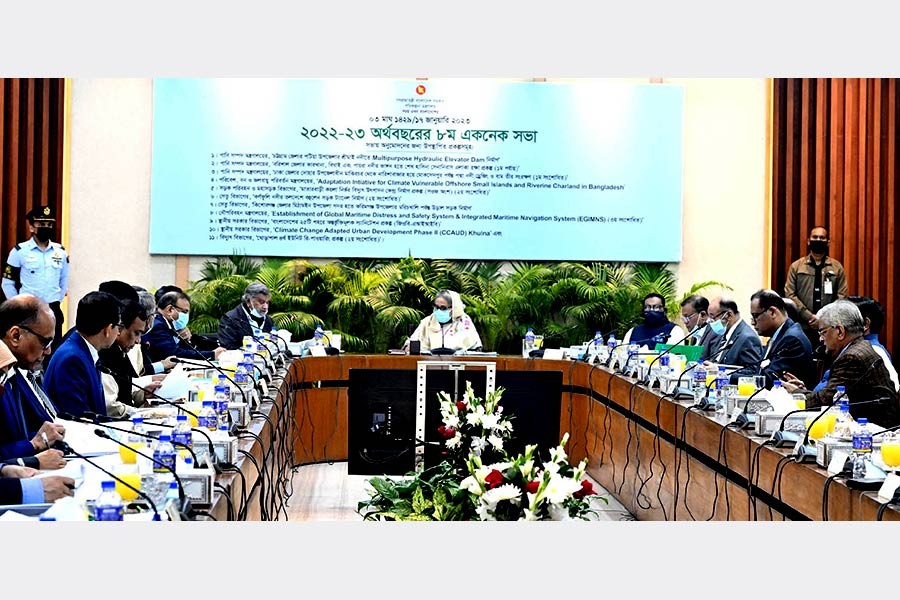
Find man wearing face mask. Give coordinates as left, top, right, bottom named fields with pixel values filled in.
left=784, top=226, right=848, bottom=349
left=622, top=293, right=684, bottom=349
left=704, top=296, right=763, bottom=368
left=679, top=294, right=721, bottom=360
left=1, top=205, right=70, bottom=350
left=217, top=282, right=276, bottom=350
left=143, top=291, right=226, bottom=362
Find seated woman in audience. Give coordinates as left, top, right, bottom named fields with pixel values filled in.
left=407, top=290, right=482, bottom=354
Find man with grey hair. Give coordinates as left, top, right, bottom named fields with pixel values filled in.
left=217, top=282, right=275, bottom=349
left=782, top=300, right=899, bottom=427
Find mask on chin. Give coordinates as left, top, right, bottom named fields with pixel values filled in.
left=643, top=310, right=668, bottom=327
left=249, top=307, right=264, bottom=319
left=808, top=240, right=829, bottom=255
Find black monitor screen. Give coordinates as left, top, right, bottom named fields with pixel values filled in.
left=348, top=367, right=562, bottom=476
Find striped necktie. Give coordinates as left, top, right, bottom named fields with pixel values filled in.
left=26, top=370, right=57, bottom=420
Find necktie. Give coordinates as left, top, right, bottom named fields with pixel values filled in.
left=714, top=336, right=728, bottom=362
left=26, top=371, right=57, bottom=420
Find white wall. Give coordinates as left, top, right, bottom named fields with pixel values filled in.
left=67, top=78, right=769, bottom=322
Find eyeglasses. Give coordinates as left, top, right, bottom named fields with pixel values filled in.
left=643, top=305, right=665, bottom=312
left=681, top=312, right=698, bottom=324
left=173, top=305, right=190, bottom=315
left=433, top=304, right=451, bottom=311
left=18, top=325, right=53, bottom=349
left=817, top=325, right=835, bottom=337
left=749, top=311, right=767, bottom=322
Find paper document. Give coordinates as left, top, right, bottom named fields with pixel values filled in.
left=54, top=418, right=121, bottom=455
left=154, top=365, right=191, bottom=400
left=134, top=375, right=155, bottom=388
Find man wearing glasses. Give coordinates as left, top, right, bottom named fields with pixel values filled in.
left=704, top=296, right=762, bottom=368
left=782, top=300, right=899, bottom=427
left=44, top=291, right=122, bottom=419
left=738, top=289, right=814, bottom=387
left=143, top=291, right=226, bottom=362
left=679, top=294, right=720, bottom=360
left=622, top=293, right=684, bottom=349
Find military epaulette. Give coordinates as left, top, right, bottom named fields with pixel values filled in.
left=59, top=244, right=66, bottom=251
left=14, top=244, right=20, bottom=251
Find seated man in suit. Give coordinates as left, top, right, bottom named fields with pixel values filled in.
left=622, top=293, right=685, bottom=349
left=44, top=291, right=122, bottom=419
left=783, top=300, right=900, bottom=427
left=143, top=291, right=225, bottom=363
left=679, top=294, right=721, bottom=361
left=217, top=282, right=276, bottom=350
left=704, top=296, right=763, bottom=369
left=735, top=289, right=814, bottom=387
left=0, top=295, right=67, bottom=468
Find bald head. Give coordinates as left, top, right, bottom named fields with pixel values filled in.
left=0, top=294, right=56, bottom=369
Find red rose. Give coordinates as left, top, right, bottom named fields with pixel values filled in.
left=437, top=425, right=456, bottom=439
left=525, top=480, right=540, bottom=494
left=485, top=469, right=504, bottom=490
left=456, top=401, right=467, bottom=413
left=573, top=479, right=594, bottom=499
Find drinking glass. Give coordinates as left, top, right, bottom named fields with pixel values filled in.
left=880, top=432, right=900, bottom=471
left=114, top=465, right=141, bottom=502
left=737, top=376, right=756, bottom=397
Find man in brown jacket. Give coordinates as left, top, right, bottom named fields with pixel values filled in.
left=784, top=226, right=848, bottom=348
left=782, top=300, right=899, bottom=428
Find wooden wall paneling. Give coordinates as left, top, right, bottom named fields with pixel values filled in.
left=800, top=78, right=811, bottom=231
left=887, top=83, right=897, bottom=354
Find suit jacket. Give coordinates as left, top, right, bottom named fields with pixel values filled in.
left=0, top=375, right=40, bottom=460
left=143, top=313, right=214, bottom=362
left=99, top=344, right=140, bottom=407
left=0, top=477, right=24, bottom=504
left=44, top=332, right=106, bottom=419
left=697, top=324, right=722, bottom=362
left=806, top=337, right=900, bottom=428
left=730, top=318, right=814, bottom=387
left=710, top=320, right=762, bottom=368
left=217, top=304, right=275, bottom=350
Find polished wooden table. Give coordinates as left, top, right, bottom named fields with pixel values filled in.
left=285, top=354, right=900, bottom=521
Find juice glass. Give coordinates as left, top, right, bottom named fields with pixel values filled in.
left=737, top=376, right=756, bottom=397
left=805, top=416, right=829, bottom=441
left=114, top=465, right=141, bottom=502
left=118, top=440, right=141, bottom=465
left=880, top=433, right=900, bottom=471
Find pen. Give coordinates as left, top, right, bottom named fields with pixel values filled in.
left=41, top=431, right=50, bottom=450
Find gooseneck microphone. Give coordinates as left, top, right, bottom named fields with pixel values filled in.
left=72, top=413, right=201, bottom=468
left=93, top=429, right=188, bottom=507
left=430, top=323, right=455, bottom=356
left=61, top=441, right=161, bottom=520
left=170, top=350, right=249, bottom=406
left=641, top=324, right=701, bottom=384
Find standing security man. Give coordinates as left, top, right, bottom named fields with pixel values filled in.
left=1, top=205, right=70, bottom=349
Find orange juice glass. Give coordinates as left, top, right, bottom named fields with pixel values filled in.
left=114, top=466, right=141, bottom=502
left=118, top=442, right=140, bottom=465
left=805, top=417, right=829, bottom=441
left=737, top=377, right=756, bottom=397
left=881, top=437, right=900, bottom=469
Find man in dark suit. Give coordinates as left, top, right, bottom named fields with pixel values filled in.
left=44, top=291, right=121, bottom=419
left=736, top=289, right=814, bottom=387
left=783, top=300, right=900, bottom=428
left=0, top=295, right=67, bottom=468
left=217, top=282, right=276, bottom=350
left=99, top=299, right=161, bottom=413
left=679, top=294, right=721, bottom=361
left=705, top=296, right=763, bottom=368
left=143, top=291, right=225, bottom=363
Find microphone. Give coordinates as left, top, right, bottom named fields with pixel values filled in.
left=252, top=330, right=291, bottom=359
left=795, top=395, right=892, bottom=463
left=428, top=323, right=456, bottom=356
left=603, top=316, right=645, bottom=368
left=93, top=428, right=190, bottom=511
left=72, top=412, right=201, bottom=468
left=641, top=324, right=701, bottom=384
left=731, top=386, right=767, bottom=430
left=61, top=440, right=161, bottom=520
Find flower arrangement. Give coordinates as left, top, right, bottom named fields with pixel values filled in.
left=357, top=384, right=604, bottom=521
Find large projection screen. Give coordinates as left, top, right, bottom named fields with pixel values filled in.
left=150, top=78, right=684, bottom=261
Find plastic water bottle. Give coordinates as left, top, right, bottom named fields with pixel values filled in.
left=626, top=343, right=639, bottom=373
left=524, top=327, right=535, bottom=357
left=164, top=480, right=181, bottom=518
left=94, top=480, right=124, bottom=521
left=715, top=366, right=729, bottom=413
left=851, top=418, right=873, bottom=478
left=831, top=401, right=855, bottom=439
left=823, top=386, right=849, bottom=436
left=692, top=364, right=708, bottom=403
left=152, top=434, right=176, bottom=474
left=213, top=381, right=232, bottom=429
left=314, top=324, right=325, bottom=345
left=177, top=455, right=194, bottom=475
left=652, top=354, right=670, bottom=388
left=172, top=414, right=193, bottom=447
left=198, top=400, right=218, bottom=431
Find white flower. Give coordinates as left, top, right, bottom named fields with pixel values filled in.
left=476, top=504, right=495, bottom=521
left=466, top=411, right=482, bottom=426
left=548, top=503, right=572, bottom=521
left=446, top=432, right=462, bottom=448
left=444, top=414, right=460, bottom=429
left=486, top=461, right=511, bottom=472
left=550, top=445, right=568, bottom=464
left=488, top=435, right=504, bottom=450
left=521, top=508, right=539, bottom=521
left=543, top=461, right=560, bottom=476
left=480, top=413, right=501, bottom=430
left=518, top=459, right=534, bottom=479
left=460, top=476, right=483, bottom=495
left=543, top=474, right=582, bottom=504
left=482, top=483, right=521, bottom=506
left=470, top=436, right=486, bottom=454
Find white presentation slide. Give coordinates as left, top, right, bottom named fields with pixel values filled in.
left=150, top=78, right=684, bottom=261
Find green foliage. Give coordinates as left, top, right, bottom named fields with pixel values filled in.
left=356, top=462, right=476, bottom=521
left=186, top=255, right=731, bottom=353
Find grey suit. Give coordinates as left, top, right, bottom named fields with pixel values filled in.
left=696, top=324, right=722, bottom=362
left=710, top=320, right=763, bottom=367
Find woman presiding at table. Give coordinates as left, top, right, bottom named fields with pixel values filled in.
left=406, top=290, right=483, bottom=355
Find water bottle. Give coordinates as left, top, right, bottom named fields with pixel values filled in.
left=851, top=418, right=873, bottom=478
left=624, top=343, right=638, bottom=373
left=164, top=480, right=181, bottom=518
left=831, top=401, right=855, bottom=439
left=314, top=324, right=325, bottom=345
left=152, top=433, right=176, bottom=474
left=715, top=366, right=729, bottom=413
left=824, top=386, right=848, bottom=436
left=94, top=480, right=124, bottom=521
left=652, top=354, right=670, bottom=388
left=213, top=381, right=233, bottom=430
left=692, top=364, right=708, bottom=404
left=172, top=414, right=193, bottom=454
left=198, top=400, right=218, bottom=431
left=524, top=327, right=535, bottom=357
left=177, top=455, right=194, bottom=475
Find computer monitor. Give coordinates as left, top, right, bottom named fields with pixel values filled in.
left=348, top=367, right=563, bottom=475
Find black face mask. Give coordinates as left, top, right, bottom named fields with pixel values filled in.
left=808, top=240, right=828, bottom=255
left=643, top=310, right=668, bottom=327
left=34, top=227, right=54, bottom=243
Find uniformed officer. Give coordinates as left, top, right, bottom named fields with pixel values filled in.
left=1, top=205, right=69, bottom=349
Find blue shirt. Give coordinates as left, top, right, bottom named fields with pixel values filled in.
left=1, top=237, right=70, bottom=303
left=20, top=477, right=44, bottom=504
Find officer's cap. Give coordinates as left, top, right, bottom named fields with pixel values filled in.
left=25, top=205, right=55, bottom=224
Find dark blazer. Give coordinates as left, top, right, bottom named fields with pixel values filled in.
left=0, top=477, right=24, bottom=504
left=99, top=344, right=140, bottom=407
left=697, top=325, right=722, bottom=362
left=143, top=313, right=214, bottom=362
left=729, top=318, right=814, bottom=387
left=43, top=332, right=106, bottom=419
left=217, top=304, right=275, bottom=350
left=710, top=320, right=763, bottom=368
left=0, top=375, right=39, bottom=460
left=806, top=337, right=900, bottom=428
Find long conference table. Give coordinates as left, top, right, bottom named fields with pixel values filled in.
left=280, top=354, right=900, bottom=522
